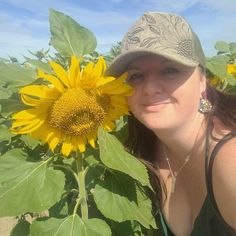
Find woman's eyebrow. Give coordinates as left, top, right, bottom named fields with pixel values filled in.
left=126, top=66, right=142, bottom=71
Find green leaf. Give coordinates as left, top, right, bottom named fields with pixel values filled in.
left=24, top=57, right=52, bottom=73
left=0, top=97, right=28, bottom=116
left=0, top=149, right=65, bottom=217
left=229, top=42, right=236, bottom=53
left=0, top=62, right=35, bottom=87
left=10, top=220, right=30, bottom=236
left=49, top=195, right=69, bottom=218
left=93, top=171, right=156, bottom=229
left=49, top=9, right=97, bottom=57
left=0, top=124, right=15, bottom=142
left=20, top=135, right=41, bottom=149
left=215, top=41, right=230, bottom=53
left=206, top=55, right=229, bottom=78
left=98, top=131, right=150, bottom=186
left=0, top=87, right=13, bottom=99
left=30, top=216, right=111, bottom=236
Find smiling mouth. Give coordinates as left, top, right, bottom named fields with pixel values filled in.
left=144, top=101, right=170, bottom=106
left=143, top=101, right=170, bottom=111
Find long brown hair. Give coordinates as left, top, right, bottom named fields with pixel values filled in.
left=126, top=84, right=236, bottom=209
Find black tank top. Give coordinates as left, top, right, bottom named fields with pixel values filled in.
left=159, top=130, right=236, bottom=236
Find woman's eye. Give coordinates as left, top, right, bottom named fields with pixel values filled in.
left=162, top=68, right=180, bottom=75
left=126, top=73, right=144, bottom=84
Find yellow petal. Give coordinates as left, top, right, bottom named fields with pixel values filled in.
left=82, top=61, right=94, bottom=79
left=38, top=70, right=65, bottom=93
left=101, top=84, right=133, bottom=95
left=49, top=61, right=69, bottom=87
left=48, top=133, right=61, bottom=152
left=21, top=94, right=41, bottom=107
left=86, top=133, right=97, bottom=148
left=61, top=138, right=73, bottom=156
left=102, top=73, right=127, bottom=89
left=96, top=76, right=115, bottom=87
left=227, top=64, right=236, bottom=74
left=20, top=85, right=60, bottom=99
left=92, top=57, right=105, bottom=78
left=12, top=108, right=45, bottom=120
left=12, top=117, right=45, bottom=134
left=110, top=96, right=128, bottom=106
left=69, top=56, right=82, bottom=87
left=77, top=137, right=86, bottom=153
left=103, top=120, right=116, bottom=131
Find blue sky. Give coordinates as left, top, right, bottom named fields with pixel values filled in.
left=0, top=0, right=236, bottom=61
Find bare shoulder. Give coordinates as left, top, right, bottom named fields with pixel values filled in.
left=211, top=135, right=236, bottom=230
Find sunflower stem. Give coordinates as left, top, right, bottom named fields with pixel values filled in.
left=75, top=154, right=88, bottom=221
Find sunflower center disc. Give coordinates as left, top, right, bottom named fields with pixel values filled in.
left=49, top=88, right=110, bottom=136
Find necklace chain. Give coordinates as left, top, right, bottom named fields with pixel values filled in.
left=163, top=147, right=191, bottom=193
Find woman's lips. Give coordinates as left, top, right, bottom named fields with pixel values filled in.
left=143, top=101, right=170, bottom=111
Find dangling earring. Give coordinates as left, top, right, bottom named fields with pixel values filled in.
left=198, top=93, right=213, bottom=113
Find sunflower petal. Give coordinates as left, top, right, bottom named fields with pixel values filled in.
left=69, top=56, right=82, bottom=87
left=62, top=138, right=73, bottom=156
left=21, top=94, right=41, bottom=107
left=48, top=133, right=61, bottom=152
left=77, top=137, right=86, bottom=153
left=86, top=133, right=97, bottom=148
left=12, top=117, right=45, bottom=134
left=103, top=119, right=116, bottom=131
left=20, top=85, right=60, bottom=99
left=38, top=70, right=65, bottom=93
left=49, top=61, right=69, bottom=87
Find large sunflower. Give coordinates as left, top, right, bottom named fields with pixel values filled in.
left=12, top=56, right=133, bottom=156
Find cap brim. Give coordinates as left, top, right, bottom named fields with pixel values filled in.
left=105, top=49, right=198, bottom=77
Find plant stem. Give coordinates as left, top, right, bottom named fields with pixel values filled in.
left=75, top=154, right=88, bottom=221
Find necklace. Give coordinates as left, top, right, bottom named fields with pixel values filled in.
left=163, top=147, right=191, bottom=194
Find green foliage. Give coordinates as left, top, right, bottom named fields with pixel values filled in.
left=206, top=40, right=236, bottom=94
left=0, top=149, right=65, bottom=216
left=0, top=61, right=35, bottom=88
left=98, top=130, right=150, bottom=187
left=0, top=7, right=235, bottom=236
left=30, top=216, right=111, bottom=236
left=93, top=171, right=156, bottom=228
left=11, top=220, right=30, bottom=236
left=49, top=9, right=97, bottom=57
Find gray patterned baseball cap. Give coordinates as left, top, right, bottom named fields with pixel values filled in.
left=106, top=12, right=205, bottom=77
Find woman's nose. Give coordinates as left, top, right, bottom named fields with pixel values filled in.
left=142, top=74, right=164, bottom=96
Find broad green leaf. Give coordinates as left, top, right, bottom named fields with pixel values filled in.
left=206, top=55, right=229, bottom=79
left=0, top=62, right=35, bottom=87
left=10, top=220, right=30, bottom=236
left=98, top=131, right=150, bottom=186
left=20, top=135, right=41, bottom=149
left=93, top=171, right=156, bottom=229
left=0, top=96, right=28, bottom=116
left=0, top=87, right=13, bottom=99
left=49, top=196, right=69, bottom=218
left=49, top=9, right=97, bottom=57
left=0, top=124, right=15, bottom=142
left=30, top=216, right=111, bottom=236
left=0, top=149, right=65, bottom=216
left=215, top=41, right=230, bottom=53
left=229, top=42, right=236, bottom=53
left=24, top=57, right=52, bottom=73
left=111, top=221, right=146, bottom=236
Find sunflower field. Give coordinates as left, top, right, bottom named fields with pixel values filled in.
left=0, top=8, right=236, bottom=236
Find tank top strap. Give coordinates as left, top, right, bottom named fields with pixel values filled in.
left=205, top=129, right=236, bottom=234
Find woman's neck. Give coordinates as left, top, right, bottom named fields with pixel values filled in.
left=154, top=114, right=207, bottom=163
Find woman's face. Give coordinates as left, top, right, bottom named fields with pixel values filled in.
left=126, top=55, right=206, bottom=132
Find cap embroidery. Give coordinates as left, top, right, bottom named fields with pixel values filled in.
left=122, top=13, right=196, bottom=61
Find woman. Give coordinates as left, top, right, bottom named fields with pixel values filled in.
left=106, top=12, right=236, bottom=236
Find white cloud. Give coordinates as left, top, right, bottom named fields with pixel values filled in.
left=0, top=0, right=236, bottom=60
